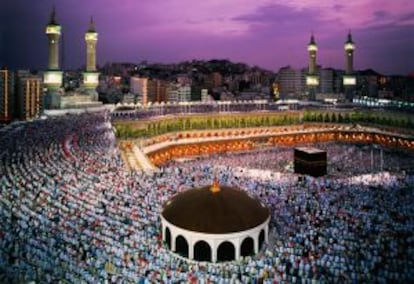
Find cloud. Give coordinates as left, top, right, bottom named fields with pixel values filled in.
left=396, top=11, right=414, bottom=26
left=332, top=4, right=345, bottom=11
left=233, top=4, right=325, bottom=35
left=373, top=10, right=389, bottom=20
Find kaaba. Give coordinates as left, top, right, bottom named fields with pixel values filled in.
left=294, top=147, right=327, bottom=177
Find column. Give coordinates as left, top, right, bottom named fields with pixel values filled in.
left=254, top=235, right=259, bottom=254
left=189, top=239, right=194, bottom=260
left=235, top=239, right=241, bottom=260
left=171, top=232, right=176, bottom=251
left=161, top=223, right=166, bottom=242
left=212, top=242, right=218, bottom=263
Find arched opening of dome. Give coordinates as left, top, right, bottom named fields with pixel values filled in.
left=259, top=229, right=265, bottom=250
left=240, top=237, right=254, bottom=257
left=175, top=235, right=188, bottom=258
left=217, top=241, right=235, bottom=262
left=165, top=227, right=171, bottom=249
left=194, top=241, right=211, bottom=262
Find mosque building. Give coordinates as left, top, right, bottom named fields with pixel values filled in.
left=43, top=8, right=101, bottom=110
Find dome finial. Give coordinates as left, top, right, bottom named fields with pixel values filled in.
left=210, top=170, right=221, bottom=194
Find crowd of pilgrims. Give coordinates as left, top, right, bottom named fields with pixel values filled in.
left=181, top=142, right=414, bottom=177
left=0, top=112, right=413, bottom=283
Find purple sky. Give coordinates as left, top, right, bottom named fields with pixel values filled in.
left=1, top=0, right=413, bottom=75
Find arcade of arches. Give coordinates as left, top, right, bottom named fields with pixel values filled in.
left=145, top=126, right=414, bottom=166
left=163, top=228, right=266, bottom=263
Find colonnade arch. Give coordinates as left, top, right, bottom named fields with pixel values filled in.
left=259, top=229, right=265, bottom=250
left=165, top=227, right=171, bottom=249
left=240, top=237, right=254, bottom=257
left=217, top=241, right=235, bottom=262
left=194, top=241, right=211, bottom=262
left=175, top=235, right=188, bottom=258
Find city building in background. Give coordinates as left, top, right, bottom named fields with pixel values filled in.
left=277, top=66, right=306, bottom=98
left=130, top=77, right=149, bottom=106
left=16, top=71, right=43, bottom=120
left=147, top=79, right=168, bottom=103
left=168, top=83, right=191, bottom=102
left=0, top=68, right=15, bottom=123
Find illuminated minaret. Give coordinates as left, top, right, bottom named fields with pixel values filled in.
left=343, top=31, right=356, bottom=100
left=306, top=34, right=319, bottom=100
left=43, top=7, right=63, bottom=109
left=83, top=17, right=99, bottom=100
left=345, top=32, right=355, bottom=74
left=46, top=8, right=61, bottom=70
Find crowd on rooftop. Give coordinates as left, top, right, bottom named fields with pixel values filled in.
left=0, top=112, right=413, bottom=283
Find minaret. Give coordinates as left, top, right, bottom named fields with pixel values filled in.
left=83, top=17, right=99, bottom=100
left=308, top=34, right=317, bottom=75
left=43, top=7, right=63, bottom=109
left=345, top=32, right=355, bottom=74
left=306, top=34, right=319, bottom=100
left=343, top=31, right=356, bottom=100
left=46, top=8, right=61, bottom=70
left=86, top=17, right=97, bottom=72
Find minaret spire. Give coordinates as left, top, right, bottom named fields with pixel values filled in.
left=310, top=32, right=316, bottom=45
left=346, top=30, right=353, bottom=44
left=88, top=16, right=96, bottom=32
left=49, top=5, right=57, bottom=25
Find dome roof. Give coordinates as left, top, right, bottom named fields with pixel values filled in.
left=162, top=186, right=269, bottom=234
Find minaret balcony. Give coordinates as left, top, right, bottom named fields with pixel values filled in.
left=43, top=71, right=63, bottom=88
left=343, top=75, right=356, bottom=86
left=83, top=72, right=100, bottom=88
left=85, top=33, right=98, bottom=41
left=306, top=75, right=319, bottom=86
left=46, top=25, right=61, bottom=35
left=344, top=43, right=355, bottom=50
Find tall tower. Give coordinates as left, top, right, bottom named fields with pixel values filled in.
left=83, top=17, right=99, bottom=100
left=343, top=31, right=356, bottom=100
left=306, top=34, right=319, bottom=100
left=43, top=7, right=63, bottom=109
